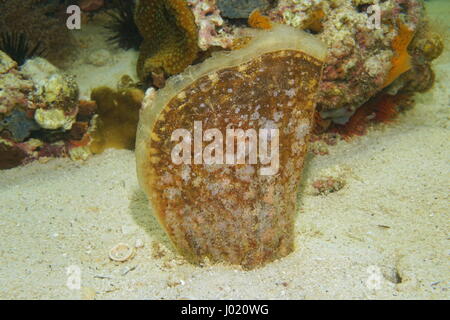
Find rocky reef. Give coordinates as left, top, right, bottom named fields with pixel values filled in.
left=91, top=0, right=442, bottom=139
left=182, top=0, right=442, bottom=125
left=1, top=0, right=443, bottom=169
left=276, top=0, right=443, bottom=123
left=0, top=51, right=95, bottom=169
left=136, top=25, right=327, bottom=269
left=22, top=58, right=79, bottom=131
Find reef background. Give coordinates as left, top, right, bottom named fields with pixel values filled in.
left=0, top=0, right=449, bottom=299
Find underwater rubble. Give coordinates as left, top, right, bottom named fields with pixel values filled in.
left=0, top=51, right=95, bottom=169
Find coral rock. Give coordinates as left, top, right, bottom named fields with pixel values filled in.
left=0, top=138, right=27, bottom=169
left=0, top=50, right=17, bottom=74
left=187, top=0, right=235, bottom=51
left=135, top=0, right=199, bottom=81
left=269, top=0, right=428, bottom=124
left=0, top=72, right=34, bottom=115
left=0, top=52, right=95, bottom=169
left=0, top=109, right=39, bottom=142
left=136, top=25, right=326, bottom=269
left=217, top=0, right=271, bottom=19
left=21, top=57, right=79, bottom=130
left=411, top=27, right=444, bottom=62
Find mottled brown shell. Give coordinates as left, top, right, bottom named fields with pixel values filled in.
left=136, top=25, right=326, bottom=269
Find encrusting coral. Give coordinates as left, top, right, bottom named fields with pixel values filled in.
left=187, top=0, right=236, bottom=51
left=21, top=57, right=79, bottom=130
left=135, top=0, right=199, bottom=82
left=0, top=51, right=95, bottom=169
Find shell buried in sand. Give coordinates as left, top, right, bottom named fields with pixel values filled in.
left=136, top=25, right=327, bottom=269
left=109, top=243, right=135, bottom=262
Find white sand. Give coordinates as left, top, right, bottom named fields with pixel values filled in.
left=65, top=23, right=139, bottom=99
left=0, top=2, right=448, bottom=299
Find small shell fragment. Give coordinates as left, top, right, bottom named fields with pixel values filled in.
left=109, top=243, right=135, bottom=262
left=135, top=239, right=144, bottom=248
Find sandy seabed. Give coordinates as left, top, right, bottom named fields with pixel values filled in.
left=0, top=2, right=448, bottom=299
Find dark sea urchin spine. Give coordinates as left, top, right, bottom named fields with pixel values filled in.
left=104, top=0, right=143, bottom=50
left=0, top=32, right=45, bottom=65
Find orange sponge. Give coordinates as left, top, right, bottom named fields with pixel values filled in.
left=383, top=20, right=415, bottom=88
left=248, top=9, right=272, bottom=30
